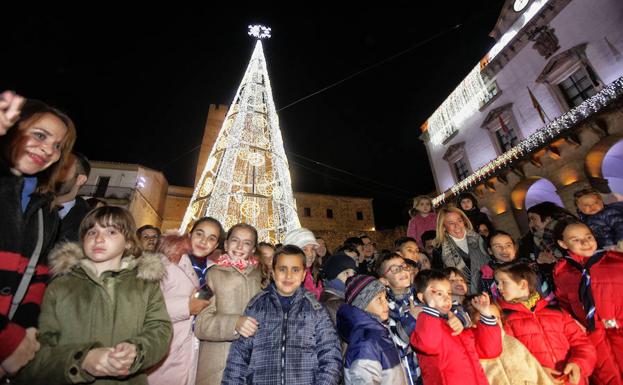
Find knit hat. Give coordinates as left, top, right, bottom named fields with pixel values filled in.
left=322, top=253, right=358, bottom=281
left=345, top=275, right=386, bottom=311
left=284, top=228, right=319, bottom=249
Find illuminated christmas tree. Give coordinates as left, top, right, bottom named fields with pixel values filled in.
left=179, top=25, right=300, bottom=242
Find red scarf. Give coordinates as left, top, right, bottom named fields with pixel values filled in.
left=216, top=253, right=259, bottom=272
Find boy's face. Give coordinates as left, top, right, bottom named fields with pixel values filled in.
left=379, top=257, right=411, bottom=291
left=398, top=241, right=420, bottom=263
left=418, top=279, right=452, bottom=314
left=460, top=198, right=473, bottom=211
left=336, top=268, right=357, bottom=284
left=273, top=253, right=306, bottom=297
left=365, top=291, right=389, bottom=321
left=576, top=195, right=604, bottom=216
left=488, top=234, right=517, bottom=263
left=495, top=271, right=529, bottom=301
left=423, top=239, right=435, bottom=257
left=448, top=272, right=467, bottom=296
left=557, top=223, right=598, bottom=257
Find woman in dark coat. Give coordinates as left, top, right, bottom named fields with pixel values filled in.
left=0, top=96, right=76, bottom=378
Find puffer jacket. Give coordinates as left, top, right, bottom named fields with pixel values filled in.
left=319, top=279, right=346, bottom=326
left=0, top=163, right=59, bottom=362
left=410, top=307, right=501, bottom=385
left=554, top=250, right=623, bottom=385
left=578, top=202, right=623, bottom=248
left=337, top=304, right=408, bottom=385
left=15, top=243, right=173, bottom=385
left=222, top=285, right=342, bottom=385
left=499, top=298, right=596, bottom=385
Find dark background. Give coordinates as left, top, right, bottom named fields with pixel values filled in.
left=2, top=3, right=505, bottom=229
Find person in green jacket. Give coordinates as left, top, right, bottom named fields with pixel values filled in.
left=15, top=206, right=172, bottom=385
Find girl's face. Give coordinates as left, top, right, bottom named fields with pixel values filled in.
left=557, top=223, right=597, bottom=258
left=258, top=245, right=275, bottom=270
left=10, top=113, right=68, bottom=175
left=495, top=271, right=529, bottom=302
left=224, top=227, right=256, bottom=260
left=460, top=198, right=474, bottom=211
left=448, top=272, right=468, bottom=297
left=365, top=291, right=389, bottom=321
left=83, top=223, right=129, bottom=275
left=489, top=234, right=517, bottom=263
left=444, top=212, right=466, bottom=239
left=190, top=221, right=221, bottom=258
left=416, top=199, right=432, bottom=214
left=302, top=244, right=317, bottom=267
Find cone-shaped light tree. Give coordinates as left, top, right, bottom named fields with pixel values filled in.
left=179, top=25, right=300, bottom=243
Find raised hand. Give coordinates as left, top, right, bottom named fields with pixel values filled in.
left=0, top=91, right=25, bottom=135
left=447, top=312, right=464, bottom=336
left=471, top=293, right=492, bottom=317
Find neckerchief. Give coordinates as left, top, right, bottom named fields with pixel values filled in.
left=515, top=292, right=541, bottom=311
left=188, top=254, right=209, bottom=287
left=564, top=250, right=607, bottom=331
left=216, top=252, right=258, bottom=272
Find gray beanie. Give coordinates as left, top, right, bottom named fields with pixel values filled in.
left=345, top=275, right=387, bottom=311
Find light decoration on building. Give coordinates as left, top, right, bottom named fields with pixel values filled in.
left=179, top=26, right=301, bottom=243
left=427, top=64, right=496, bottom=145
left=432, top=76, right=623, bottom=207
left=426, top=0, right=551, bottom=146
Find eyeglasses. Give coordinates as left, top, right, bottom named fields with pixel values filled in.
left=384, top=264, right=413, bottom=275
left=142, top=235, right=160, bottom=240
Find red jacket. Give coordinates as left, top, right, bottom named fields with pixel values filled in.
left=410, top=307, right=502, bottom=385
left=554, top=251, right=623, bottom=385
left=499, top=298, right=596, bottom=385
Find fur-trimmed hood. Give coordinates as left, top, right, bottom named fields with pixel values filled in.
left=49, top=242, right=166, bottom=282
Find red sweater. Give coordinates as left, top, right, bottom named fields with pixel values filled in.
left=499, top=298, right=596, bottom=385
left=411, top=308, right=502, bottom=385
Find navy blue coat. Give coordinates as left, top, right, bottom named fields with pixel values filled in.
left=579, top=202, right=623, bottom=248
left=337, top=304, right=407, bottom=385
left=222, top=285, right=342, bottom=385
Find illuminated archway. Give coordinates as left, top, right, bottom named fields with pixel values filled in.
left=585, top=135, right=623, bottom=194
left=510, top=177, right=564, bottom=234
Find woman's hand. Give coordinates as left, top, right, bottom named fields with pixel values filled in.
left=0, top=91, right=25, bottom=135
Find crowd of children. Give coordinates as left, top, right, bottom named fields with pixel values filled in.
left=1, top=93, right=622, bottom=385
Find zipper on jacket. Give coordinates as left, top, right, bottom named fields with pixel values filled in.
left=281, top=312, right=288, bottom=385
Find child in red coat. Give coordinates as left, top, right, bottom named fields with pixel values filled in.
left=495, top=263, right=596, bottom=385
left=553, top=219, right=623, bottom=385
left=410, top=270, right=501, bottom=385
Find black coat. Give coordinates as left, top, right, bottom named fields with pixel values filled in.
left=56, top=197, right=92, bottom=243
left=0, top=162, right=59, bottom=361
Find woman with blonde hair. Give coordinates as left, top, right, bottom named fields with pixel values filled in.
left=432, top=206, right=490, bottom=293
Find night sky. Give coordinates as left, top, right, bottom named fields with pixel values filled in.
left=3, top=3, right=505, bottom=229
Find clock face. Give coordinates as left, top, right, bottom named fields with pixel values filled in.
left=514, top=0, right=529, bottom=12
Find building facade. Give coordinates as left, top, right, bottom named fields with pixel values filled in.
left=421, top=0, right=623, bottom=238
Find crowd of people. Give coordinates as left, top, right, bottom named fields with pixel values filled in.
left=1, top=91, right=622, bottom=385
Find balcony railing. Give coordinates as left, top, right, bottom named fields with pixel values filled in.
left=78, top=185, right=134, bottom=200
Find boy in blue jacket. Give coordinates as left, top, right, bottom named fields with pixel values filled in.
left=222, top=245, right=342, bottom=385
left=337, top=274, right=408, bottom=385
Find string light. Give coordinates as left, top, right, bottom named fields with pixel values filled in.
left=432, top=77, right=623, bottom=207
left=179, top=33, right=301, bottom=243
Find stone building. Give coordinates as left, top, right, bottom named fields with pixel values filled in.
left=421, top=0, right=623, bottom=238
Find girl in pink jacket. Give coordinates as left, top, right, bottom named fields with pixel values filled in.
left=407, top=196, right=437, bottom=249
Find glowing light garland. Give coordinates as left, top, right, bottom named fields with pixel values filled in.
left=426, top=0, right=551, bottom=146
left=179, top=31, right=300, bottom=242
left=432, top=77, right=623, bottom=207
